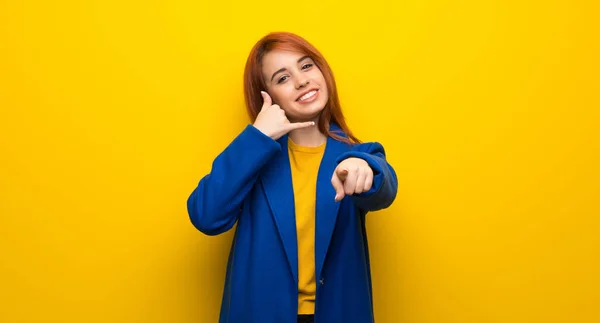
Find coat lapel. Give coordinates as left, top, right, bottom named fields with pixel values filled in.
left=259, top=125, right=352, bottom=286
left=260, top=135, right=298, bottom=283
left=315, top=127, right=352, bottom=283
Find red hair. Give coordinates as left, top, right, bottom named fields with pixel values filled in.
left=243, top=32, right=360, bottom=144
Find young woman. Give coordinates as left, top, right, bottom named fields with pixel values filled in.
left=187, top=32, right=398, bottom=323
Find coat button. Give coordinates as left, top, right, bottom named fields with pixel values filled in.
left=319, top=278, right=324, bottom=285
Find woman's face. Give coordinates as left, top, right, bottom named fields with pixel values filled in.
left=261, top=49, right=329, bottom=122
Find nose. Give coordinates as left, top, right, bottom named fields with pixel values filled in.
left=295, top=78, right=310, bottom=89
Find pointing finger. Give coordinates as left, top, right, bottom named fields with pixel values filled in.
left=286, top=121, right=315, bottom=131
left=331, top=173, right=346, bottom=202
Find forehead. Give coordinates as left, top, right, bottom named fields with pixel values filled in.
left=261, top=49, right=310, bottom=74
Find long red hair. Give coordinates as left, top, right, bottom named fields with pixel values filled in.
left=243, top=32, right=360, bottom=144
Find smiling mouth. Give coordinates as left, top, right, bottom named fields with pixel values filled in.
left=296, top=89, right=319, bottom=102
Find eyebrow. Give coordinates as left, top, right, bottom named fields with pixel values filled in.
left=270, top=55, right=312, bottom=82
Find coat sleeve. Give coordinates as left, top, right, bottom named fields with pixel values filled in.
left=187, top=125, right=281, bottom=235
left=335, top=142, right=398, bottom=212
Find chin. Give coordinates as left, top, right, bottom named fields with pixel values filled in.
left=295, top=99, right=327, bottom=113
left=286, top=97, right=327, bottom=120
left=290, top=108, right=325, bottom=122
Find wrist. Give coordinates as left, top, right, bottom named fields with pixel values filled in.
left=251, top=124, right=276, bottom=140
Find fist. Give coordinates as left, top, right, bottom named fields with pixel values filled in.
left=331, top=157, right=373, bottom=202
left=253, top=91, right=315, bottom=140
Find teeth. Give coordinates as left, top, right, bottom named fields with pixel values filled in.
left=299, top=90, right=316, bottom=101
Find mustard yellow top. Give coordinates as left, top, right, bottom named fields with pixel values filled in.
left=288, top=137, right=326, bottom=314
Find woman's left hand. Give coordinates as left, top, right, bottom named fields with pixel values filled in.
left=331, top=157, right=374, bottom=202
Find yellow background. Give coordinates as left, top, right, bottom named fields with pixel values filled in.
left=1, top=0, right=598, bottom=322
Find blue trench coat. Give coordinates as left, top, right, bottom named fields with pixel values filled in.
left=187, top=123, right=398, bottom=323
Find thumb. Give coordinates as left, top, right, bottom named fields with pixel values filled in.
left=260, top=91, right=272, bottom=110
left=332, top=170, right=347, bottom=202
left=336, top=167, right=349, bottom=182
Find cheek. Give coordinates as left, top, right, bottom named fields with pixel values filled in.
left=314, top=73, right=328, bottom=94
left=274, top=87, right=296, bottom=104
left=265, top=86, right=281, bottom=101
left=318, top=81, right=329, bottom=100
left=313, top=69, right=326, bottom=82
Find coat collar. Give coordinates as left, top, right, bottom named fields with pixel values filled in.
left=259, top=123, right=352, bottom=284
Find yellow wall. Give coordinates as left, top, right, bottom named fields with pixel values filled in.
left=1, top=1, right=598, bottom=322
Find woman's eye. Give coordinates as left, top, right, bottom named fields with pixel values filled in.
left=277, top=75, right=289, bottom=84
left=302, top=63, right=313, bottom=70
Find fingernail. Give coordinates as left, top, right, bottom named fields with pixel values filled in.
left=312, top=121, right=316, bottom=126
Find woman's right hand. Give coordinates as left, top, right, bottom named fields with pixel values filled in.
left=253, top=91, right=315, bottom=140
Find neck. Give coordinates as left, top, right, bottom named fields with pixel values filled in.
left=288, top=123, right=327, bottom=147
